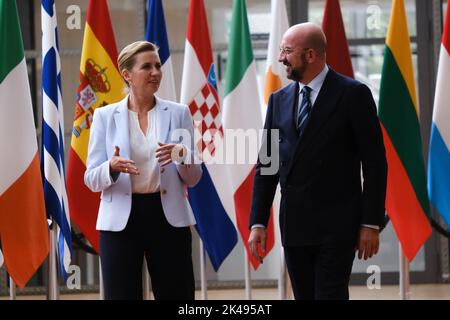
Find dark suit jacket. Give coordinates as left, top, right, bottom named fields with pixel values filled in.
left=250, top=68, right=387, bottom=247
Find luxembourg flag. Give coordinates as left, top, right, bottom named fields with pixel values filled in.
left=146, top=0, right=176, bottom=101
left=41, top=0, right=72, bottom=279
left=180, top=0, right=237, bottom=271
left=428, top=4, right=450, bottom=227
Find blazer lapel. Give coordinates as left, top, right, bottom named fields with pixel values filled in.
left=113, top=96, right=131, bottom=159
left=286, top=69, right=343, bottom=176
left=156, top=98, right=171, bottom=143
left=279, top=82, right=299, bottom=136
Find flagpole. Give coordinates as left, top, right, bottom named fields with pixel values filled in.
left=99, top=257, right=104, bottom=300
left=399, top=243, right=411, bottom=300
left=142, top=259, right=152, bottom=300
left=244, top=252, right=252, bottom=300
left=278, top=247, right=286, bottom=299
left=200, top=240, right=208, bottom=300
left=9, top=276, right=16, bottom=300
left=47, top=221, right=60, bottom=300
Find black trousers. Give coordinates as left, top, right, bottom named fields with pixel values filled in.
left=100, top=193, right=194, bottom=300
left=284, top=244, right=355, bottom=300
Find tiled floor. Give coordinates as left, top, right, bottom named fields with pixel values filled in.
left=2, top=284, right=450, bottom=300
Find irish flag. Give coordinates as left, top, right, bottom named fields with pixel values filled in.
left=378, top=0, right=432, bottom=261
left=222, top=0, right=275, bottom=269
left=0, top=0, right=49, bottom=288
left=67, top=0, right=124, bottom=251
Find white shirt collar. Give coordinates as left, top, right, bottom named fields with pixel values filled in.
left=298, top=65, right=329, bottom=95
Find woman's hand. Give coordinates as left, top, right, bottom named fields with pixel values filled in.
left=156, top=142, right=186, bottom=167
left=109, top=146, right=139, bottom=175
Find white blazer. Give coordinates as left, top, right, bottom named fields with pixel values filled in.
left=84, top=95, right=202, bottom=231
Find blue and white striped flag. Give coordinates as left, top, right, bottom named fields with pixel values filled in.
left=146, top=0, right=176, bottom=101
left=41, top=0, right=72, bottom=279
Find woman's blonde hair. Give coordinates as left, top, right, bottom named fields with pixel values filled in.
left=117, top=41, right=158, bottom=86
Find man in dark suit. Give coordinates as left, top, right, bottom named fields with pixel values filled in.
left=248, top=23, right=387, bottom=300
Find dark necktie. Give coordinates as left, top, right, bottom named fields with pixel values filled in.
left=297, top=86, right=312, bottom=136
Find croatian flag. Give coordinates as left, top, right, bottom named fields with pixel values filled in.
left=428, top=4, right=450, bottom=227
left=180, top=0, right=238, bottom=271
left=41, top=0, right=72, bottom=278
left=146, top=0, right=176, bottom=101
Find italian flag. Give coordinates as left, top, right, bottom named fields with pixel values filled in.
left=378, top=0, right=432, bottom=262
left=0, top=0, right=49, bottom=287
left=222, top=0, right=275, bottom=269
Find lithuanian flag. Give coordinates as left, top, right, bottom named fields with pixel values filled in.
left=378, top=0, right=432, bottom=261
left=67, top=0, right=124, bottom=251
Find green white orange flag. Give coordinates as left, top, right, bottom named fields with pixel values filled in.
left=264, top=0, right=289, bottom=105
left=0, top=0, right=49, bottom=287
left=67, top=0, right=124, bottom=251
left=378, top=0, right=432, bottom=261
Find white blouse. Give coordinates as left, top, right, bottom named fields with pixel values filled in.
left=128, top=107, right=160, bottom=193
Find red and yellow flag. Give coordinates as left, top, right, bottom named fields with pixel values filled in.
left=67, top=0, right=124, bottom=251
left=378, top=0, right=432, bottom=261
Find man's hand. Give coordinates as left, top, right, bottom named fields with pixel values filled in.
left=356, top=226, right=380, bottom=260
left=109, top=146, right=139, bottom=175
left=248, top=227, right=267, bottom=264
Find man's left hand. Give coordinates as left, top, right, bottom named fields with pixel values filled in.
left=356, top=226, right=379, bottom=260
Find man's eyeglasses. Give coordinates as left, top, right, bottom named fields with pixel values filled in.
left=279, top=46, right=310, bottom=55
left=279, top=46, right=295, bottom=55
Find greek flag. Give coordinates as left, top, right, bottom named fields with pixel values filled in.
left=41, top=0, right=72, bottom=278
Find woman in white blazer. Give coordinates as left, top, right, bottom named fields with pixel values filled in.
left=84, top=41, right=202, bottom=300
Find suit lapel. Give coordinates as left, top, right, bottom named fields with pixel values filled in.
left=113, top=96, right=131, bottom=159
left=279, top=82, right=299, bottom=136
left=156, top=98, right=171, bottom=143
left=286, top=70, right=343, bottom=176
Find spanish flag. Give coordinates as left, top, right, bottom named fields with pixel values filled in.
left=67, top=0, right=124, bottom=251
left=0, top=0, right=49, bottom=288
left=378, top=0, right=432, bottom=261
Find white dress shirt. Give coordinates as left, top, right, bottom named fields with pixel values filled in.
left=298, top=65, right=329, bottom=109
left=128, top=107, right=160, bottom=193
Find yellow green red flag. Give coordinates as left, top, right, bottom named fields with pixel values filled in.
left=378, top=0, right=432, bottom=261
